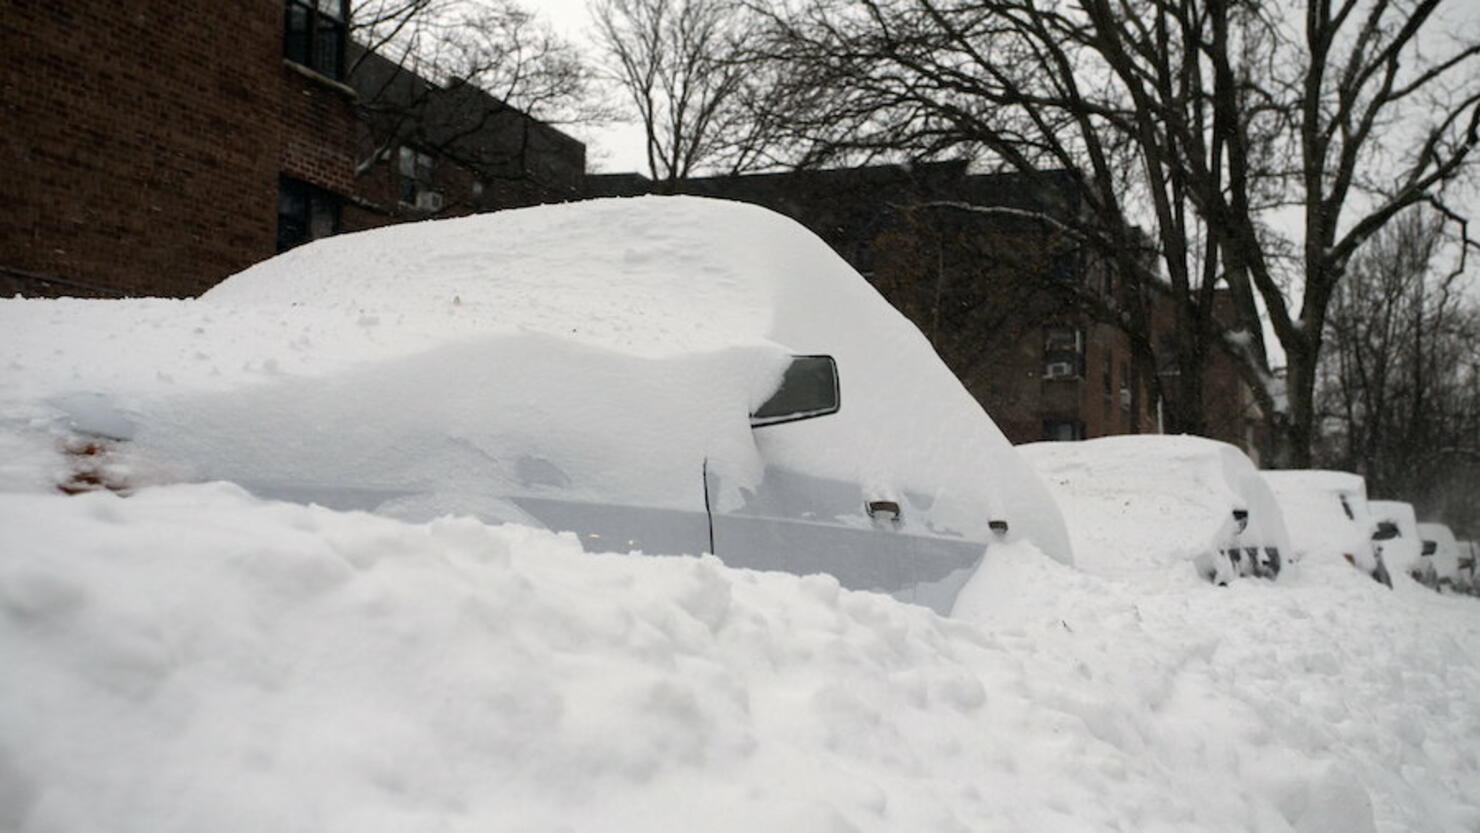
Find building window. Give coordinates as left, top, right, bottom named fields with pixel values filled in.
left=1043, top=420, right=1085, bottom=441
left=277, top=177, right=340, bottom=252
left=284, top=0, right=346, bottom=80
left=1043, top=327, right=1084, bottom=379
left=1120, top=360, right=1132, bottom=410
left=398, top=146, right=439, bottom=209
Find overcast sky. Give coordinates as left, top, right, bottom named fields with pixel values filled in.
left=536, top=0, right=650, bottom=174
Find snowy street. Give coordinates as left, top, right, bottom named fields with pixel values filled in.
left=3, top=483, right=1477, bottom=833
left=8, top=0, right=1480, bottom=829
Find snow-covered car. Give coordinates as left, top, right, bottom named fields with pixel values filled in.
left=1368, top=500, right=1426, bottom=585
left=1460, top=540, right=1480, bottom=594
left=1416, top=522, right=1466, bottom=592
left=1019, top=435, right=1288, bottom=582
left=1261, top=470, right=1391, bottom=586
left=22, top=196, right=1072, bottom=615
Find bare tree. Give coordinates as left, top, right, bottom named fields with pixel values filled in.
left=349, top=0, right=599, bottom=197
left=753, top=0, right=1480, bottom=464
left=1318, top=207, right=1480, bottom=536
left=592, top=0, right=786, bottom=188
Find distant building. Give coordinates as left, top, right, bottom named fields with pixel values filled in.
left=1, top=1, right=583, bottom=298
left=341, top=44, right=585, bottom=231
left=588, top=162, right=1165, bottom=444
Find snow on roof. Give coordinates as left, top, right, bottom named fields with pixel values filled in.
left=203, top=197, right=797, bottom=358
left=1260, top=469, right=1367, bottom=496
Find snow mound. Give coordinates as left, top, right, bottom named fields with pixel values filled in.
left=4, top=486, right=1478, bottom=832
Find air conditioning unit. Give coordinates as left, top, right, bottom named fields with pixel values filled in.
left=1044, top=361, right=1076, bottom=379
left=415, top=190, right=445, bottom=212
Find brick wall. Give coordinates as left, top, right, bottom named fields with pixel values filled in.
left=2, top=0, right=356, bottom=298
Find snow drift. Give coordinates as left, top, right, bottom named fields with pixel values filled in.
left=3, top=485, right=1478, bottom=833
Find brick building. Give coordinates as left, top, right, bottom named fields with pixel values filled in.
left=588, top=163, right=1163, bottom=445
left=342, top=44, right=586, bottom=232
left=1, top=0, right=584, bottom=298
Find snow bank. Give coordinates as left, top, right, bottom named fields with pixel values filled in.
left=4, top=485, right=1478, bottom=833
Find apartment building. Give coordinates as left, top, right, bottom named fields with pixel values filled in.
left=1, top=1, right=584, bottom=298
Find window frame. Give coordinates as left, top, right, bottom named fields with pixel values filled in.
left=1042, top=419, right=1086, bottom=442
left=398, top=145, right=437, bottom=207
left=283, top=0, right=347, bottom=81
left=277, top=177, right=341, bottom=253
left=1043, top=326, right=1085, bottom=379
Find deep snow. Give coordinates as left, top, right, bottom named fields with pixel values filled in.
left=2, top=485, right=1477, bottom=833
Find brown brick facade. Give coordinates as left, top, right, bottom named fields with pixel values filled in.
left=1, top=1, right=359, bottom=298
left=1, top=1, right=584, bottom=299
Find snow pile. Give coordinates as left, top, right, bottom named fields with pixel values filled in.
left=4, top=485, right=1479, bottom=833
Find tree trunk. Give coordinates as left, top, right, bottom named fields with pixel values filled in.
left=1163, top=336, right=1209, bottom=436
left=1281, top=342, right=1319, bottom=468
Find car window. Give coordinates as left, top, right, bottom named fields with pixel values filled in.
left=751, top=355, right=840, bottom=427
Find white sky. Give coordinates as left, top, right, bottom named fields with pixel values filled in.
left=537, top=0, right=651, bottom=174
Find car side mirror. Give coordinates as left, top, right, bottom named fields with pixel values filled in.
left=1232, top=509, right=1249, bottom=533
left=751, top=355, right=840, bottom=428
left=1372, top=521, right=1400, bottom=542
left=1421, top=540, right=1437, bottom=556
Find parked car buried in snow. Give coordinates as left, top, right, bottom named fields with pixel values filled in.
left=1459, top=540, right=1480, bottom=594
left=1261, top=470, right=1390, bottom=587
left=1368, top=500, right=1426, bottom=586
left=1018, top=435, right=1288, bottom=582
left=40, top=197, right=1073, bottom=616
left=1416, top=522, right=1466, bottom=592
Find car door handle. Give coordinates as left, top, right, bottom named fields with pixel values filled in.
left=867, top=500, right=901, bottom=522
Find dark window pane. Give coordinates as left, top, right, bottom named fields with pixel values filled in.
left=277, top=182, right=306, bottom=218
left=284, top=4, right=310, bottom=66
left=308, top=195, right=339, bottom=240
left=312, top=18, right=342, bottom=78
left=752, top=355, right=840, bottom=427
left=278, top=178, right=339, bottom=252
left=1043, top=420, right=1083, bottom=441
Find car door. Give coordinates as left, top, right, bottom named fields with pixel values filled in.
left=704, top=355, right=990, bottom=614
